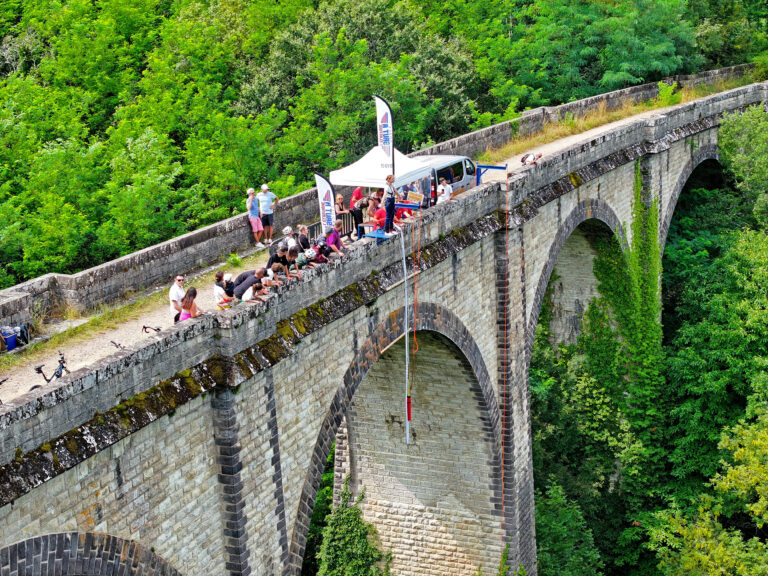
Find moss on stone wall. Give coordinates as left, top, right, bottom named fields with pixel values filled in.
left=0, top=366, right=217, bottom=507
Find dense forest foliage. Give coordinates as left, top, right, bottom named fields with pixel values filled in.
left=1, top=0, right=767, bottom=288
left=530, top=105, right=768, bottom=575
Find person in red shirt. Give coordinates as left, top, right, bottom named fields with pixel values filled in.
left=395, top=206, right=413, bottom=222
left=349, top=187, right=363, bottom=210
left=374, top=205, right=387, bottom=230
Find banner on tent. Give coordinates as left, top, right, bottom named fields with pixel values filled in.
left=314, top=173, right=337, bottom=234
left=374, top=95, right=394, bottom=173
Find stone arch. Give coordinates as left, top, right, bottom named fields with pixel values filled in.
left=0, top=532, right=181, bottom=575
left=287, top=302, right=501, bottom=574
left=659, top=143, right=721, bottom=251
left=525, top=198, right=628, bottom=357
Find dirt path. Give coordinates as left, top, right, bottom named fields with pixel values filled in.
left=0, top=252, right=269, bottom=405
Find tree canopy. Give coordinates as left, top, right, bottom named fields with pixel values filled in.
left=1, top=0, right=765, bottom=287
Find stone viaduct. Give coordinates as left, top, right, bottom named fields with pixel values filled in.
left=0, top=76, right=766, bottom=576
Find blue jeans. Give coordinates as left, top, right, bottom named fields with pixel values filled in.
left=384, top=197, right=395, bottom=232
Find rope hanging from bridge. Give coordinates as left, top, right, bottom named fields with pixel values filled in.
left=397, top=206, right=423, bottom=445
left=398, top=227, right=411, bottom=445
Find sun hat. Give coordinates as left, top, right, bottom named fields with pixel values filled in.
left=261, top=184, right=269, bottom=191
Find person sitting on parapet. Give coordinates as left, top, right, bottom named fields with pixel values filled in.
left=325, top=219, right=346, bottom=259
left=214, top=270, right=235, bottom=310
left=521, top=152, right=542, bottom=166
left=282, top=226, right=298, bottom=248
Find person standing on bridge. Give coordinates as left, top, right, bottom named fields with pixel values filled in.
left=246, top=188, right=265, bottom=249
left=169, top=274, right=185, bottom=323
left=257, top=183, right=279, bottom=245
left=383, top=174, right=397, bottom=236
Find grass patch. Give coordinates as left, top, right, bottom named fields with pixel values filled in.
left=0, top=250, right=269, bottom=374
left=478, top=75, right=754, bottom=164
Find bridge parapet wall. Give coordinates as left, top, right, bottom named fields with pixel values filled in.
left=506, top=81, right=768, bottom=230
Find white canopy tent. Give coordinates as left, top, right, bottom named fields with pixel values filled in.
left=329, top=146, right=432, bottom=189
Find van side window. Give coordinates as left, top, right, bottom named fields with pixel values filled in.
left=450, top=161, right=464, bottom=182
left=464, top=159, right=475, bottom=176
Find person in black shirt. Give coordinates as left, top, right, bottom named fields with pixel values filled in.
left=233, top=269, right=255, bottom=286
left=267, top=243, right=290, bottom=268
left=298, top=225, right=311, bottom=251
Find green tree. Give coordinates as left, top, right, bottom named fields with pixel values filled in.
left=649, top=409, right=768, bottom=575
left=718, top=105, right=768, bottom=228
left=536, top=481, right=604, bottom=576
left=317, top=478, right=390, bottom=576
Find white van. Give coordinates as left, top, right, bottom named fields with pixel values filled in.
left=412, top=155, right=477, bottom=204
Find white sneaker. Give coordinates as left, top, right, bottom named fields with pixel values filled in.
left=385, top=231, right=398, bottom=237
left=256, top=242, right=265, bottom=249
left=265, top=239, right=272, bottom=245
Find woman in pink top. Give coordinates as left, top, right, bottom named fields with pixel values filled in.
left=179, top=287, right=203, bottom=321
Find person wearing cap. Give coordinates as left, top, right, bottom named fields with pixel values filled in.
left=257, top=183, right=279, bottom=245
left=282, top=225, right=297, bottom=248
left=246, top=188, right=265, bottom=249
left=268, top=242, right=299, bottom=280
left=213, top=270, right=234, bottom=310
